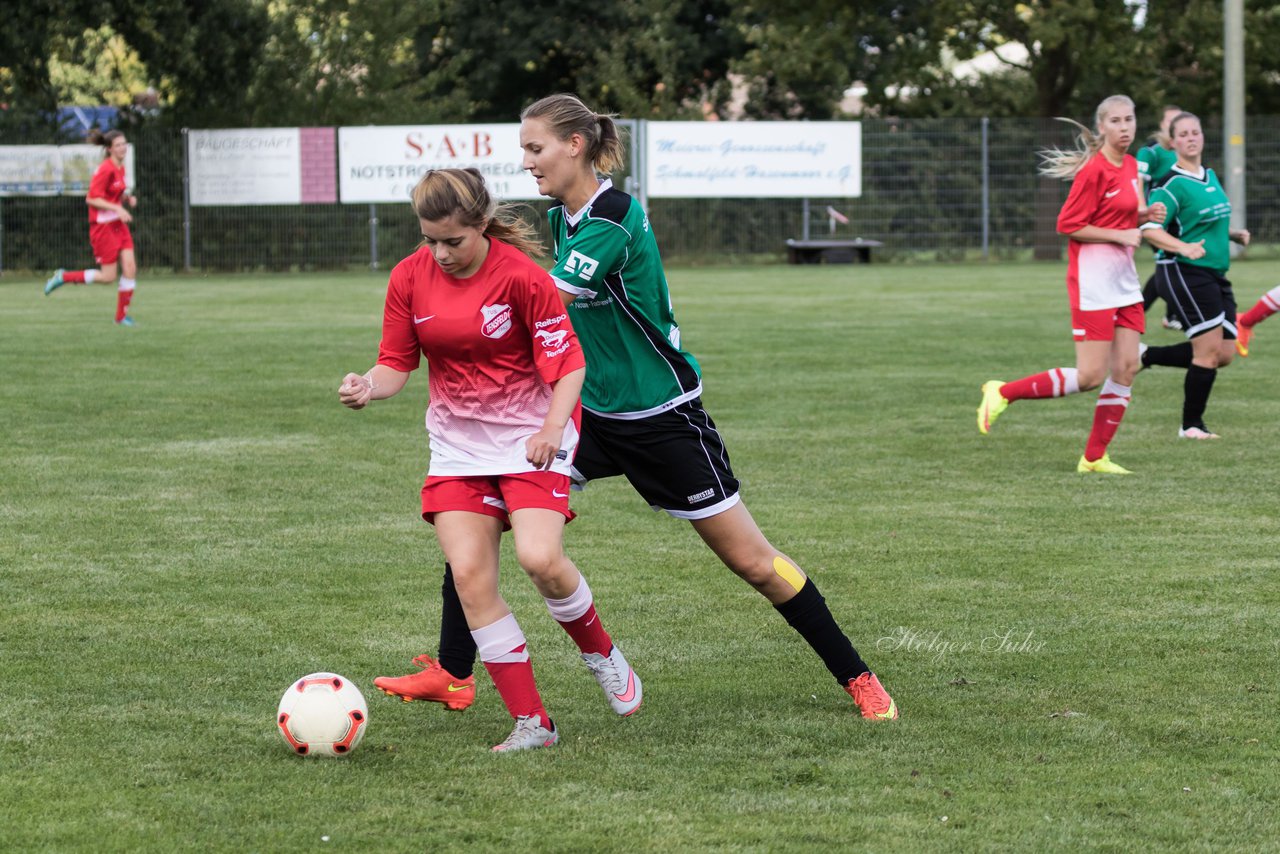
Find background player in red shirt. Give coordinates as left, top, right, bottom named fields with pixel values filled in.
left=44, top=129, right=140, bottom=326
left=338, top=168, right=641, bottom=752
left=977, top=94, right=1165, bottom=474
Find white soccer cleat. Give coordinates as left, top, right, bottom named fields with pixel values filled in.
left=581, top=645, right=643, bottom=716
left=491, top=715, right=558, bottom=753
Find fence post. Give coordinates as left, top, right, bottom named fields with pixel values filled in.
left=369, top=204, right=379, bottom=270
left=182, top=128, right=192, bottom=272
left=802, top=198, right=811, bottom=241
left=636, top=120, right=648, bottom=212
left=981, top=117, right=990, bottom=261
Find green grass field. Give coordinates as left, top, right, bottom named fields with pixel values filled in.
left=3, top=260, right=1279, bottom=851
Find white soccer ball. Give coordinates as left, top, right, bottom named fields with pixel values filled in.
left=276, top=672, right=368, bottom=757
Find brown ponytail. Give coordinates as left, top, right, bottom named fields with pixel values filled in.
left=87, top=129, right=125, bottom=156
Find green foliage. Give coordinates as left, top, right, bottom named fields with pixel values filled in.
left=411, top=0, right=741, bottom=120
left=5, top=1, right=1280, bottom=127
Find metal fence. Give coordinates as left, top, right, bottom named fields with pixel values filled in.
left=2, top=117, right=1278, bottom=275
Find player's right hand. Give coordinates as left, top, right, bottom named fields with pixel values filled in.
left=1180, top=240, right=1207, bottom=261
left=1117, top=228, right=1142, bottom=248
left=338, top=372, right=373, bottom=409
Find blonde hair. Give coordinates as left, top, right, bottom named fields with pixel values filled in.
left=521, top=93, right=627, bottom=175
left=1038, top=95, right=1135, bottom=180
left=410, top=168, right=543, bottom=258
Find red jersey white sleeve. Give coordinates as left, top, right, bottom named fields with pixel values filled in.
left=1056, top=152, right=1141, bottom=311
left=87, top=159, right=127, bottom=224
left=376, top=238, right=586, bottom=477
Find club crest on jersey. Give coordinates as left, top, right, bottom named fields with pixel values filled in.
left=480, top=303, right=513, bottom=339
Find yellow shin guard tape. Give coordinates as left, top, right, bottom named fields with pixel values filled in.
left=773, top=556, right=806, bottom=592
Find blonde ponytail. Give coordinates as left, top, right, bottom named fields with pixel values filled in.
left=1038, top=94, right=1135, bottom=180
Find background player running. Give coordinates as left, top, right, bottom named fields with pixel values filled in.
left=977, top=94, right=1166, bottom=475
left=1137, top=112, right=1251, bottom=439
left=44, top=129, right=141, bottom=327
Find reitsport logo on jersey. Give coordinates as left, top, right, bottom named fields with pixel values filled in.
left=534, top=313, right=571, bottom=356
left=480, top=303, right=513, bottom=339
left=563, top=250, right=600, bottom=281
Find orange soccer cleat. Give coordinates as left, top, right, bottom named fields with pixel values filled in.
left=846, top=671, right=899, bottom=721
left=374, top=654, right=475, bottom=711
left=1236, top=322, right=1253, bottom=358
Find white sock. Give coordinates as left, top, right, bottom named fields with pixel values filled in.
left=471, top=613, right=529, bottom=663
left=543, top=573, right=592, bottom=622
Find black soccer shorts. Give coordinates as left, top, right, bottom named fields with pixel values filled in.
left=572, top=397, right=741, bottom=519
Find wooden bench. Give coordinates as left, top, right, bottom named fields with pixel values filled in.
left=785, top=238, right=882, bottom=264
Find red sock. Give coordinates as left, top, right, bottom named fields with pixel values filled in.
left=1084, top=380, right=1131, bottom=462
left=115, top=289, right=133, bottom=322
left=1000, top=368, right=1079, bottom=401
left=1239, top=287, right=1280, bottom=328
left=483, top=649, right=548, bottom=725
left=64, top=270, right=86, bottom=283
left=556, top=604, right=613, bottom=657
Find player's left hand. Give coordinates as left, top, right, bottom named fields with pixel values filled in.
left=127, top=195, right=137, bottom=208
left=1231, top=229, right=1251, bottom=246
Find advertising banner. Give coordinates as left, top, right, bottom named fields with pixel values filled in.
left=338, top=124, right=539, bottom=203
left=0, top=145, right=135, bottom=196
left=645, top=122, right=861, bottom=198
left=189, top=128, right=315, bottom=206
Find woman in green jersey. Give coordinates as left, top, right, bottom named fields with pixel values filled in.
left=391, top=94, right=898, bottom=722
left=1138, top=112, right=1251, bottom=438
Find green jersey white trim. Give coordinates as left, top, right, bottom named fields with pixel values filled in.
left=549, top=179, right=703, bottom=418
left=1144, top=165, right=1233, bottom=273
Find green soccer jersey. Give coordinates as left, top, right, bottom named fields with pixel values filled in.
left=1136, top=142, right=1177, bottom=189
left=548, top=180, right=702, bottom=417
left=1147, top=165, right=1233, bottom=272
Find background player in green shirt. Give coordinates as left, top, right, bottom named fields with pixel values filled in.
left=1139, top=112, right=1251, bottom=439
left=1138, top=105, right=1183, bottom=330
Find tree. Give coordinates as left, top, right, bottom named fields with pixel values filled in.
left=1, top=0, right=269, bottom=130
left=412, top=0, right=742, bottom=121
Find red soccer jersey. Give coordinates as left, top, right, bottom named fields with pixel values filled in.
left=87, top=158, right=127, bottom=224
left=377, top=239, right=586, bottom=477
left=1056, top=152, right=1141, bottom=311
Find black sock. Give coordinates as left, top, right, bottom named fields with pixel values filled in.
left=438, top=563, right=477, bottom=678
left=1142, top=275, right=1159, bottom=311
left=1183, top=364, right=1218, bottom=430
left=774, top=579, right=868, bottom=684
left=1144, top=341, right=1193, bottom=369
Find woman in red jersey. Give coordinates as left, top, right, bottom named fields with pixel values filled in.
left=977, top=94, right=1166, bottom=474
left=339, top=168, right=641, bottom=752
left=44, top=129, right=140, bottom=327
